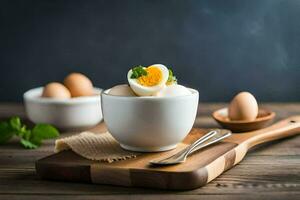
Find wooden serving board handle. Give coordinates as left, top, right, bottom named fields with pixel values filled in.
left=204, top=116, right=300, bottom=186
left=229, top=115, right=300, bottom=165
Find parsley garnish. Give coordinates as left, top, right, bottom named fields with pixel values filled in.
left=130, top=66, right=147, bottom=79
left=167, top=68, right=177, bottom=85
left=0, top=117, right=59, bottom=149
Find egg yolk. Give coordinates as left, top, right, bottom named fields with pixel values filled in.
left=137, top=66, right=162, bottom=86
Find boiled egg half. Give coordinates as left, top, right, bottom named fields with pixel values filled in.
left=127, top=64, right=170, bottom=96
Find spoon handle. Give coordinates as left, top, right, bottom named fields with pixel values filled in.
left=189, top=131, right=232, bottom=154
left=182, top=130, right=218, bottom=157
left=150, top=130, right=218, bottom=164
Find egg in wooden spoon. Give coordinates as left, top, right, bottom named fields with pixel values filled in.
left=212, top=91, right=275, bottom=132
left=228, top=92, right=258, bottom=121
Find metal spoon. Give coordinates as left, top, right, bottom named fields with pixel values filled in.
left=149, top=129, right=232, bottom=165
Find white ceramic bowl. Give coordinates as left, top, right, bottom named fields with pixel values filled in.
left=24, top=87, right=103, bottom=129
left=101, top=88, right=199, bottom=152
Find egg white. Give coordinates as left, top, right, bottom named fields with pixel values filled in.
left=127, top=64, right=169, bottom=96
left=156, top=84, right=192, bottom=97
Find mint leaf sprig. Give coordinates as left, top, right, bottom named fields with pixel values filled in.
left=0, top=117, right=59, bottom=149
left=130, top=65, right=147, bottom=79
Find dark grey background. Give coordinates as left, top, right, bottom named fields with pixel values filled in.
left=0, top=0, right=299, bottom=102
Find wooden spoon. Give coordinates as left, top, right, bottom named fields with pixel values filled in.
left=212, top=107, right=275, bottom=132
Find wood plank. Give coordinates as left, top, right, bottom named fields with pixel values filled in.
left=1, top=194, right=300, bottom=200
left=1, top=155, right=299, bottom=194
left=0, top=176, right=299, bottom=195
left=0, top=103, right=299, bottom=197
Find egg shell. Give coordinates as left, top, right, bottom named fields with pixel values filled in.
left=42, top=82, right=71, bottom=99
left=108, top=84, right=136, bottom=96
left=228, top=92, right=258, bottom=121
left=64, top=73, right=94, bottom=97
left=127, top=64, right=169, bottom=96
left=156, top=84, right=191, bottom=97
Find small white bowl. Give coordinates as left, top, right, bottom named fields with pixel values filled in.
left=23, top=87, right=103, bottom=130
left=101, top=88, right=199, bottom=152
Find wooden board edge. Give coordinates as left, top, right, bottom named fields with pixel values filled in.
left=35, top=143, right=239, bottom=190
left=35, top=159, right=92, bottom=183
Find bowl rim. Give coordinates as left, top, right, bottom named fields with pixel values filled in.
left=101, top=87, right=199, bottom=100
left=212, top=107, right=276, bottom=124
left=23, top=87, right=102, bottom=105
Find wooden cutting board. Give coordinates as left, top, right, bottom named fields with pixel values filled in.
left=36, top=116, right=300, bottom=190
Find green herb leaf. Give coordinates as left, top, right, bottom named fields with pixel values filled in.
left=0, top=117, right=59, bottom=149
left=167, top=68, right=177, bottom=85
left=22, top=130, right=31, bottom=142
left=30, top=124, right=59, bottom=145
left=9, top=117, right=21, bottom=131
left=20, top=139, right=38, bottom=149
left=0, top=121, right=14, bottom=144
left=130, top=66, right=147, bottom=79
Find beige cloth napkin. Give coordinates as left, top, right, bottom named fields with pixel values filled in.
left=55, top=132, right=138, bottom=163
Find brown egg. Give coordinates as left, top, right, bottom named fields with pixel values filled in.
left=228, top=92, right=258, bottom=121
left=108, top=84, right=136, bottom=96
left=42, top=82, right=71, bottom=99
left=64, top=73, right=94, bottom=97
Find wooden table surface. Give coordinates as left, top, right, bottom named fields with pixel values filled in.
left=0, top=103, right=299, bottom=200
